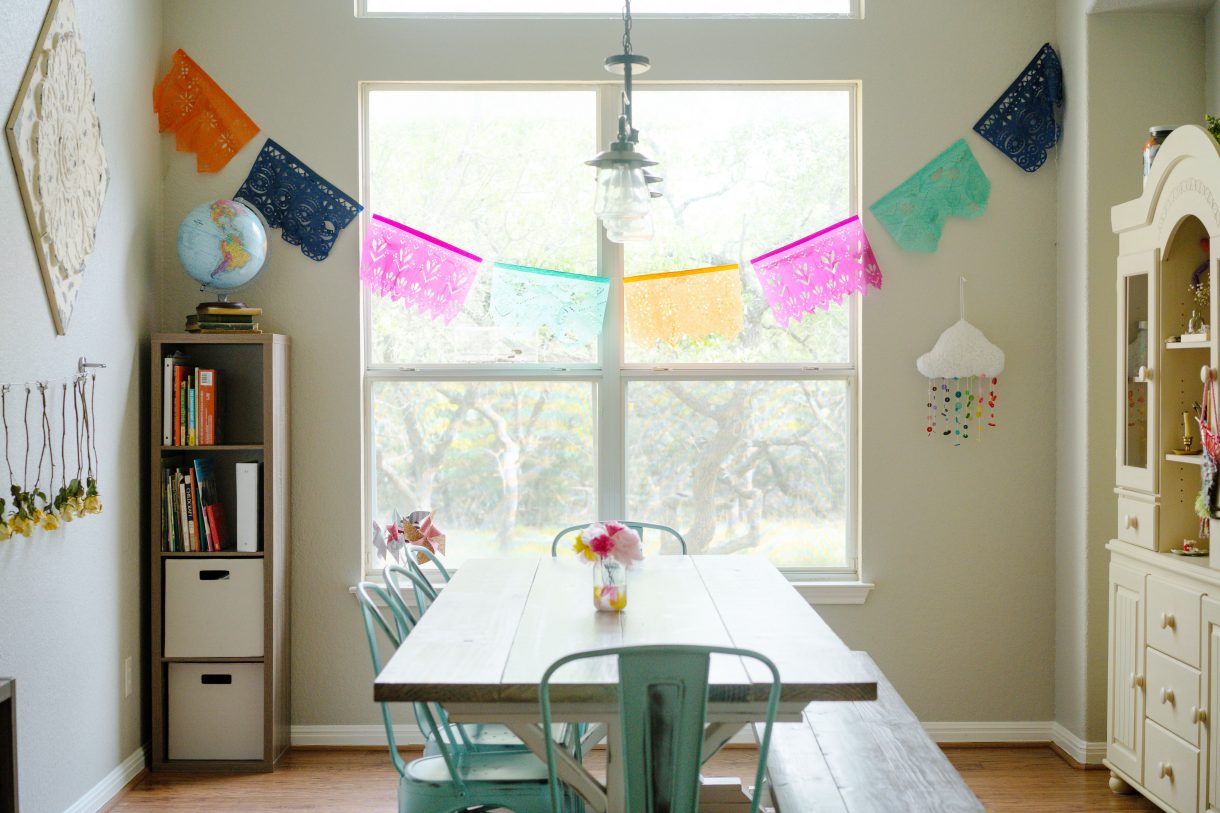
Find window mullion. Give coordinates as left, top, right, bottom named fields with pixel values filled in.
left=597, top=84, right=627, bottom=520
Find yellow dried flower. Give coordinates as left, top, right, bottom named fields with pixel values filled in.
left=40, top=511, right=60, bottom=531
left=84, top=495, right=102, bottom=515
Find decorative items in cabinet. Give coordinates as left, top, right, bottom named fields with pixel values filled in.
left=1108, top=125, right=1220, bottom=811
left=148, top=333, right=290, bottom=772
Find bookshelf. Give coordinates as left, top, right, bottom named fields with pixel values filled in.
left=149, top=333, right=289, bottom=772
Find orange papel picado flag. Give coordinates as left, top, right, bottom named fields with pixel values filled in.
left=624, top=263, right=743, bottom=348
left=153, top=49, right=259, bottom=173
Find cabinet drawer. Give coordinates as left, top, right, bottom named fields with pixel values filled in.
left=1148, top=576, right=1203, bottom=668
left=1146, top=648, right=1202, bottom=745
left=168, top=663, right=264, bottom=761
left=1144, top=719, right=1199, bottom=813
left=1118, top=495, right=1157, bottom=550
left=164, top=559, right=264, bottom=658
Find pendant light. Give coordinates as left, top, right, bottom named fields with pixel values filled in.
left=587, top=0, right=661, bottom=243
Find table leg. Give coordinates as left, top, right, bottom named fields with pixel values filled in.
left=505, top=721, right=609, bottom=813
left=701, top=721, right=746, bottom=764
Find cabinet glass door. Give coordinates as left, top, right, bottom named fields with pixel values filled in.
left=1125, top=274, right=1149, bottom=469
left=1118, top=252, right=1157, bottom=493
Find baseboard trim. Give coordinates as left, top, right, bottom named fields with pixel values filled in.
left=1049, top=721, right=1107, bottom=766
left=64, top=744, right=148, bottom=813
left=923, top=721, right=1054, bottom=743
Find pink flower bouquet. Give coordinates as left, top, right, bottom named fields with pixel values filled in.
left=572, top=521, right=642, bottom=612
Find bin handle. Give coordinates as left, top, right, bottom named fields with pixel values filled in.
left=199, top=570, right=230, bottom=581
left=200, top=674, right=233, bottom=685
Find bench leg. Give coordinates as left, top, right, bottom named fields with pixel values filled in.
left=1108, top=771, right=1135, bottom=795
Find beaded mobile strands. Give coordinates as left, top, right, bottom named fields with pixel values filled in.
left=917, top=279, right=1004, bottom=445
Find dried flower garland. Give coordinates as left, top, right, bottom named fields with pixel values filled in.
left=0, top=373, right=102, bottom=541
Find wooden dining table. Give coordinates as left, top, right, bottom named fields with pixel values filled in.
left=374, top=554, right=877, bottom=813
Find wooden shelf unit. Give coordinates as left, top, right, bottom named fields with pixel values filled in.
left=149, top=333, right=290, bottom=773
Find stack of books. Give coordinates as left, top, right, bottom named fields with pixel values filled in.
left=163, top=353, right=218, bottom=446
left=186, top=305, right=263, bottom=333
left=162, top=458, right=230, bottom=552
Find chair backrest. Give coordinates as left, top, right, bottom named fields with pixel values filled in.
left=538, top=644, right=780, bottom=813
left=550, top=521, right=688, bottom=556
left=385, top=561, right=439, bottom=618
left=355, top=582, right=469, bottom=788
left=407, top=544, right=452, bottom=582
left=354, top=582, right=413, bottom=777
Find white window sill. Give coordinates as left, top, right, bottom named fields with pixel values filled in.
left=792, top=581, right=873, bottom=605
left=352, top=578, right=874, bottom=606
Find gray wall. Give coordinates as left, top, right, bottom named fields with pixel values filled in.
left=0, top=0, right=161, bottom=811
left=1055, top=3, right=1205, bottom=744
left=160, top=0, right=1061, bottom=731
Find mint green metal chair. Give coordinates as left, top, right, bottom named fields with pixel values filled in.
left=355, top=581, right=564, bottom=813
left=366, top=576, right=544, bottom=756
left=386, top=546, right=450, bottom=617
left=550, top=521, right=687, bottom=556
left=539, top=645, right=781, bottom=813
left=385, top=562, right=438, bottom=618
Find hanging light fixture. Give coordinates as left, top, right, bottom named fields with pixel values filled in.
left=587, top=0, right=660, bottom=243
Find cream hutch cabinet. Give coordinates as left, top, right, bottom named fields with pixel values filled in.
left=1108, top=125, right=1220, bottom=812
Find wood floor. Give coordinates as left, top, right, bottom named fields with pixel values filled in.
left=112, top=746, right=1163, bottom=812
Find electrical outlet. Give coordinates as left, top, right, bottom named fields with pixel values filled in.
left=124, top=656, right=132, bottom=698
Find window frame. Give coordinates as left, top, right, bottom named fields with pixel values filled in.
left=355, top=0, right=861, bottom=20
left=359, top=80, right=861, bottom=584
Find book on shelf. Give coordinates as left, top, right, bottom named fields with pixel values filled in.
left=161, top=355, right=219, bottom=447
left=187, top=306, right=263, bottom=333
left=161, top=458, right=230, bottom=552
left=196, top=305, right=262, bottom=316
left=236, top=461, right=261, bottom=552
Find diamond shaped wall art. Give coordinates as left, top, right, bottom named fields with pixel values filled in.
left=5, top=0, right=109, bottom=335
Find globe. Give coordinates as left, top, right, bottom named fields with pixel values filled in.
left=176, top=199, right=268, bottom=295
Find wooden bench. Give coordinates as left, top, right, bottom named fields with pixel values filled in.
left=755, top=652, right=983, bottom=813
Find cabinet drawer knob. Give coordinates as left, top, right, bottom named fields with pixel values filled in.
left=1131, top=672, right=1146, bottom=689
left=1193, top=706, right=1207, bottom=725
left=1161, top=612, right=1176, bottom=630
left=1159, top=761, right=1174, bottom=781
left=1161, top=687, right=1176, bottom=705
left=1124, top=514, right=1137, bottom=530
left=1137, top=365, right=1151, bottom=382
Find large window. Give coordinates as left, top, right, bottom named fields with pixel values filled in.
left=360, top=1, right=855, bottom=18
left=363, top=84, right=857, bottom=579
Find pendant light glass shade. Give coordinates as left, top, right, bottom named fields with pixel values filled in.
left=594, top=165, right=651, bottom=220
left=586, top=0, right=658, bottom=244
left=605, top=212, right=654, bottom=242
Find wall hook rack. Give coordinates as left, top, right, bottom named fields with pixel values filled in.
left=78, top=357, right=106, bottom=376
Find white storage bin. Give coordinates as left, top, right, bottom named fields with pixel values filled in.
left=164, top=559, right=263, bottom=657
left=168, top=662, right=264, bottom=760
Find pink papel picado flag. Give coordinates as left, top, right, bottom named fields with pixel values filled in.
left=360, top=214, right=483, bottom=324
left=749, top=215, right=882, bottom=328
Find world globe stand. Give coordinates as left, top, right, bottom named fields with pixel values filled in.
left=198, top=291, right=249, bottom=311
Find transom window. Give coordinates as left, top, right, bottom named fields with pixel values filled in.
left=362, top=83, right=858, bottom=580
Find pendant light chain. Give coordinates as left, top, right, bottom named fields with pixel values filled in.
left=623, top=0, right=633, bottom=56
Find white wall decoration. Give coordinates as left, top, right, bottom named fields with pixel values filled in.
left=918, top=278, right=1005, bottom=444
left=5, top=0, right=109, bottom=336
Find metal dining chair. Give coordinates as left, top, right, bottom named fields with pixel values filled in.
left=539, top=644, right=781, bottom=813
left=550, top=521, right=687, bottom=556
left=355, top=581, right=568, bottom=813
left=366, top=576, right=545, bottom=757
